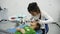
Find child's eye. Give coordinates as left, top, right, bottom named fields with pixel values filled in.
left=31, top=22, right=34, bottom=23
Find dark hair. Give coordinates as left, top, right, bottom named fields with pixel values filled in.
left=0, top=7, right=3, bottom=10
left=27, top=2, right=41, bottom=19
left=27, top=2, right=40, bottom=12
left=34, top=23, right=41, bottom=31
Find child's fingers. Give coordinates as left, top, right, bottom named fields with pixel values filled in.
left=20, top=29, right=25, bottom=34
left=16, top=28, right=25, bottom=34
left=16, top=28, right=21, bottom=31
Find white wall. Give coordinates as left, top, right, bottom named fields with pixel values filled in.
left=0, top=0, right=60, bottom=34
left=58, top=0, right=60, bottom=22
left=0, top=0, right=59, bottom=22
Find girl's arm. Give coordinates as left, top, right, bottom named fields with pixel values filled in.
left=40, top=11, right=56, bottom=24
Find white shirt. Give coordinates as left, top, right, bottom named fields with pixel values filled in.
left=30, top=11, right=55, bottom=29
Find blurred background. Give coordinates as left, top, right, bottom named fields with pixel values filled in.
left=0, top=0, right=60, bottom=34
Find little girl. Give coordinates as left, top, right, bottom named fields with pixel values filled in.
left=15, top=21, right=42, bottom=34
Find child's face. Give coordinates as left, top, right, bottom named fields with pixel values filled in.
left=30, top=21, right=38, bottom=29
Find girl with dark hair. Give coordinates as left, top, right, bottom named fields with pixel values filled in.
left=27, top=2, right=55, bottom=34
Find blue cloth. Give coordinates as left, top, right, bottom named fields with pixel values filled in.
left=45, top=18, right=49, bottom=33
left=36, top=30, right=42, bottom=34
left=7, top=24, right=26, bottom=33
left=45, top=24, right=49, bottom=33
left=7, top=28, right=16, bottom=33
left=7, top=24, right=43, bottom=34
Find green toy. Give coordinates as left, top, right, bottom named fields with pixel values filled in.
left=15, top=25, right=36, bottom=34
